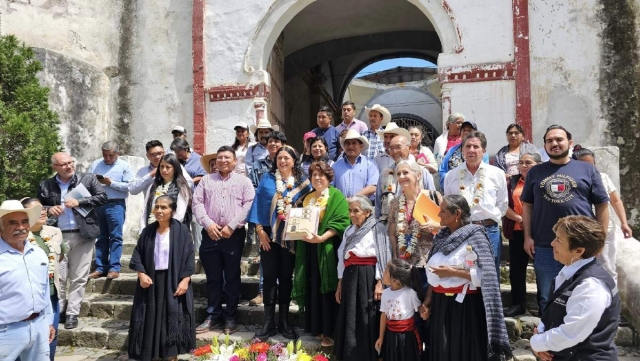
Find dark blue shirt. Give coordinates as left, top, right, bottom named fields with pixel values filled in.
left=520, top=159, right=609, bottom=247
left=313, top=126, right=341, bottom=160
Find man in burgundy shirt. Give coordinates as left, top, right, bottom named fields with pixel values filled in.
left=192, top=146, right=255, bottom=334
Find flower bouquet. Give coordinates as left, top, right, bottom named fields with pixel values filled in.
left=192, top=336, right=329, bottom=361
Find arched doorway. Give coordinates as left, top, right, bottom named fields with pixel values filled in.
left=391, top=113, right=440, bottom=147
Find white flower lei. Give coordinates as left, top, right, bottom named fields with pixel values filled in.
left=275, top=169, right=295, bottom=221
left=307, top=187, right=329, bottom=208
left=397, top=194, right=420, bottom=259
left=29, top=235, right=56, bottom=279
left=458, top=166, right=486, bottom=208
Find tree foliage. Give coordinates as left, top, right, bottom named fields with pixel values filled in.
left=0, top=35, right=62, bottom=202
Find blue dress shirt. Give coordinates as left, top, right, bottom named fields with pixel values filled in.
left=331, top=154, right=379, bottom=198
left=245, top=143, right=269, bottom=175
left=89, top=158, right=134, bottom=199
left=182, top=152, right=207, bottom=180
left=0, top=237, right=53, bottom=325
left=313, top=126, right=341, bottom=161
left=55, top=175, right=77, bottom=230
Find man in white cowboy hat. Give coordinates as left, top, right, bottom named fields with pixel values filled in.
left=362, top=104, right=392, bottom=159
left=0, top=200, right=55, bottom=360
left=312, top=105, right=341, bottom=160
left=246, top=119, right=279, bottom=176
left=374, top=122, right=411, bottom=172
left=331, top=129, right=379, bottom=199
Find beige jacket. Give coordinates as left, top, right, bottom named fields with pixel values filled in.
left=29, top=225, right=64, bottom=294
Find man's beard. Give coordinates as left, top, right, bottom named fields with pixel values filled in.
left=548, top=148, right=570, bottom=160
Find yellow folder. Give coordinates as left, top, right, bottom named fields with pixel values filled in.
left=413, top=190, right=441, bottom=233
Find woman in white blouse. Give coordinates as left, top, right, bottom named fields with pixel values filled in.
left=334, top=195, right=391, bottom=361
left=530, top=215, right=620, bottom=361
left=421, top=194, right=511, bottom=361
left=231, top=122, right=255, bottom=176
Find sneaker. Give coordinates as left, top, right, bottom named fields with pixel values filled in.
left=249, top=293, right=263, bottom=306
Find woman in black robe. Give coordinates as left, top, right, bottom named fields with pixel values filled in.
left=128, top=195, right=196, bottom=361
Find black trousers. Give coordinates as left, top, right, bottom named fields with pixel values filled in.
left=261, top=241, right=296, bottom=306
left=509, top=230, right=531, bottom=306
left=199, top=227, right=246, bottom=321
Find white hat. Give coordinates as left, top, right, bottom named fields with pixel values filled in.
left=364, top=104, right=392, bottom=126
left=0, top=200, right=42, bottom=227
left=234, top=122, right=249, bottom=130
left=172, top=126, right=187, bottom=134
left=250, top=119, right=279, bottom=134
left=340, top=129, right=369, bottom=152
left=377, top=122, right=411, bottom=140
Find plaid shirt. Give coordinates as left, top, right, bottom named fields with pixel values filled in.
left=362, top=127, right=385, bottom=159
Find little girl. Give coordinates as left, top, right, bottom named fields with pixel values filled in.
left=375, top=259, right=422, bottom=361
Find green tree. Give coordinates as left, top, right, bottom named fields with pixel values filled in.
left=0, top=35, right=62, bottom=202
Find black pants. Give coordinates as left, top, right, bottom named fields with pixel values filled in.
left=261, top=241, right=296, bottom=306
left=199, top=227, right=246, bottom=321
left=509, top=230, right=530, bottom=306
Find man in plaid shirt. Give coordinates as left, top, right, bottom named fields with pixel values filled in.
left=361, top=104, right=391, bottom=159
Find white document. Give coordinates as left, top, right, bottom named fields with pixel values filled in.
left=64, top=183, right=92, bottom=217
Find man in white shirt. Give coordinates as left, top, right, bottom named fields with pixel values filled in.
left=443, top=131, right=507, bottom=274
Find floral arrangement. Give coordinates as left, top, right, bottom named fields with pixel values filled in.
left=275, top=170, right=295, bottom=221
left=396, top=195, right=420, bottom=259
left=28, top=235, right=56, bottom=278
left=458, top=167, right=486, bottom=208
left=306, top=188, right=329, bottom=209
left=192, top=336, right=329, bottom=361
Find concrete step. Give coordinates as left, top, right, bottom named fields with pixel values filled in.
left=500, top=282, right=539, bottom=314
left=85, top=274, right=261, bottom=301
left=104, top=255, right=260, bottom=276
left=500, top=263, right=536, bottom=284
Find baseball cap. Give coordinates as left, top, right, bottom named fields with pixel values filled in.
left=234, top=122, right=249, bottom=131
left=304, top=131, right=316, bottom=142
left=172, top=126, right=187, bottom=134
left=461, top=120, right=478, bottom=130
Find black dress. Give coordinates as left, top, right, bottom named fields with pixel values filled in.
left=383, top=326, right=421, bottom=361
left=128, top=219, right=196, bottom=361
left=304, top=243, right=339, bottom=336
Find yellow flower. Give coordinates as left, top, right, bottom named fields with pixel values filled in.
left=43, top=236, right=51, bottom=242
left=298, top=354, right=312, bottom=361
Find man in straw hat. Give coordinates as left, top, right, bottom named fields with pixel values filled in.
left=246, top=119, right=279, bottom=176
left=374, top=122, right=411, bottom=172
left=0, top=200, right=56, bottom=360
left=361, top=104, right=392, bottom=159
left=331, top=129, right=379, bottom=199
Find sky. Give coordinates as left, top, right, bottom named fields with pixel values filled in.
left=356, top=57, right=436, bottom=78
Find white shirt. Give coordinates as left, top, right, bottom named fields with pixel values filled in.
left=337, top=226, right=380, bottom=279
left=380, top=287, right=421, bottom=321
left=443, top=162, right=508, bottom=223
left=599, top=173, right=616, bottom=234
left=374, top=152, right=395, bottom=173
left=426, top=242, right=483, bottom=289
left=154, top=231, right=171, bottom=270
left=530, top=257, right=612, bottom=353
left=128, top=163, right=194, bottom=195
left=234, top=142, right=255, bottom=176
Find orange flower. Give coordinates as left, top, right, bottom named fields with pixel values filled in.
left=249, top=342, right=270, bottom=353
left=476, top=183, right=483, bottom=189
left=459, top=185, right=465, bottom=190
left=473, top=198, right=480, bottom=204
left=192, top=345, right=213, bottom=356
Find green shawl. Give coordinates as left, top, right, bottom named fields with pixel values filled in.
left=291, top=186, right=350, bottom=310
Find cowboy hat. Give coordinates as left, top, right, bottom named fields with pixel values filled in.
left=364, top=104, right=392, bottom=126
left=377, top=122, right=411, bottom=140
left=200, top=153, right=218, bottom=174
left=339, top=129, right=369, bottom=152
left=0, top=200, right=42, bottom=227
left=250, top=119, right=279, bottom=134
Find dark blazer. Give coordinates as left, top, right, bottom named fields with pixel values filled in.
left=37, top=172, right=108, bottom=240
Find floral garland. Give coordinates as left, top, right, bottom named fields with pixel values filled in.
left=458, top=167, right=486, bottom=208
left=306, top=187, right=329, bottom=209
left=397, top=194, right=420, bottom=259
left=383, top=169, right=395, bottom=193
left=29, top=235, right=56, bottom=279
left=192, top=336, right=329, bottom=361
left=275, top=170, right=295, bottom=221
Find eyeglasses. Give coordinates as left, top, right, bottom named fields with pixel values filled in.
left=389, top=145, right=407, bottom=151
left=53, top=161, right=74, bottom=167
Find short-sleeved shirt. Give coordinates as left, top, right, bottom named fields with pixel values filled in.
left=331, top=155, right=379, bottom=199
left=380, top=287, right=421, bottom=321
left=520, top=160, right=610, bottom=247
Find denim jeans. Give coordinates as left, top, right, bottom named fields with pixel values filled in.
left=50, top=294, right=59, bottom=361
left=485, top=224, right=502, bottom=277
left=0, top=313, right=50, bottom=361
left=534, top=247, right=563, bottom=311
left=95, top=200, right=126, bottom=273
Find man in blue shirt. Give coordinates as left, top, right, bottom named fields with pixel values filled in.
left=246, top=119, right=278, bottom=175
left=331, top=129, right=379, bottom=199
left=313, top=106, right=341, bottom=160
left=88, top=141, right=133, bottom=280
left=0, top=200, right=55, bottom=360
left=171, top=138, right=207, bottom=186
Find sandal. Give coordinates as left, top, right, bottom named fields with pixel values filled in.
left=320, top=337, right=334, bottom=347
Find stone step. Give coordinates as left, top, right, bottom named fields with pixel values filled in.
left=500, top=282, right=540, bottom=313
left=102, top=255, right=260, bottom=276
left=500, top=263, right=536, bottom=284
left=85, top=274, right=261, bottom=301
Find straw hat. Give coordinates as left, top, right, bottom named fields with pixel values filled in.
left=339, top=129, right=369, bottom=152
left=377, top=122, right=411, bottom=140
left=0, top=200, right=42, bottom=227
left=250, top=119, right=279, bottom=134
left=200, top=153, right=218, bottom=174
left=364, top=104, right=392, bottom=126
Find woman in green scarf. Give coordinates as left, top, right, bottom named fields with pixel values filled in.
left=292, top=161, right=350, bottom=347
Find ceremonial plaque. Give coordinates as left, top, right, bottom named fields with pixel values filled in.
left=284, top=207, right=320, bottom=240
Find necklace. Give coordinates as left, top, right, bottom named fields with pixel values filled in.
left=458, top=166, right=486, bottom=208
left=397, top=194, right=420, bottom=259
left=275, top=170, right=295, bottom=221
left=29, top=234, right=56, bottom=279
left=307, top=187, right=330, bottom=208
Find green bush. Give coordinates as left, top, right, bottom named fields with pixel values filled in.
left=0, top=35, right=62, bottom=202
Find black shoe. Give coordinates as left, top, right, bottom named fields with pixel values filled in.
left=278, top=304, right=297, bottom=339
left=255, top=305, right=277, bottom=341
left=196, top=315, right=223, bottom=334
left=64, top=315, right=78, bottom=329
left=224, top=319, right=237, bottom=335
left=503, top=304, right=526, bottom=317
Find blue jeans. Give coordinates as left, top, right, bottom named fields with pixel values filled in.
left=485, top=224, right=502, bottom=276
left=0, top=313, right=50, bottom=361
left=95, top=200, right=126, bottom=273
left=534, top=247, right=563, bottom=311
left=50, top=294, right=59, bottom=361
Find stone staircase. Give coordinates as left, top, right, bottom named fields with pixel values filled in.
left=56, top=240, right=639, bottom=360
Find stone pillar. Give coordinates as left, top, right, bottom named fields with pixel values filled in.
left=253, top=97, right=268, bottom=125
left=441, top=84, right=453, bottom=127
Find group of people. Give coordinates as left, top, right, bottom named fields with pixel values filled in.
left=0, top=102, right=633, bottom=361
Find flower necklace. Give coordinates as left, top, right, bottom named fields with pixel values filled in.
left=275, top=169, right=295, bottom=221
left=397, top=194, right=420, bottom=259
left=307, top=187, right=329, bottom=208
left=383, top=169, right=395, bottom=193
left=29, top=234, right=56, bottom=279
left=458, top=167, right=486, bottom=208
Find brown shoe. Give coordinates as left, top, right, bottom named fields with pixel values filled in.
left=106, top=271, right=120, bottom=279
left=249, top=293, right=263, bottom=306
left=88, top=271, right=105, bottom=279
